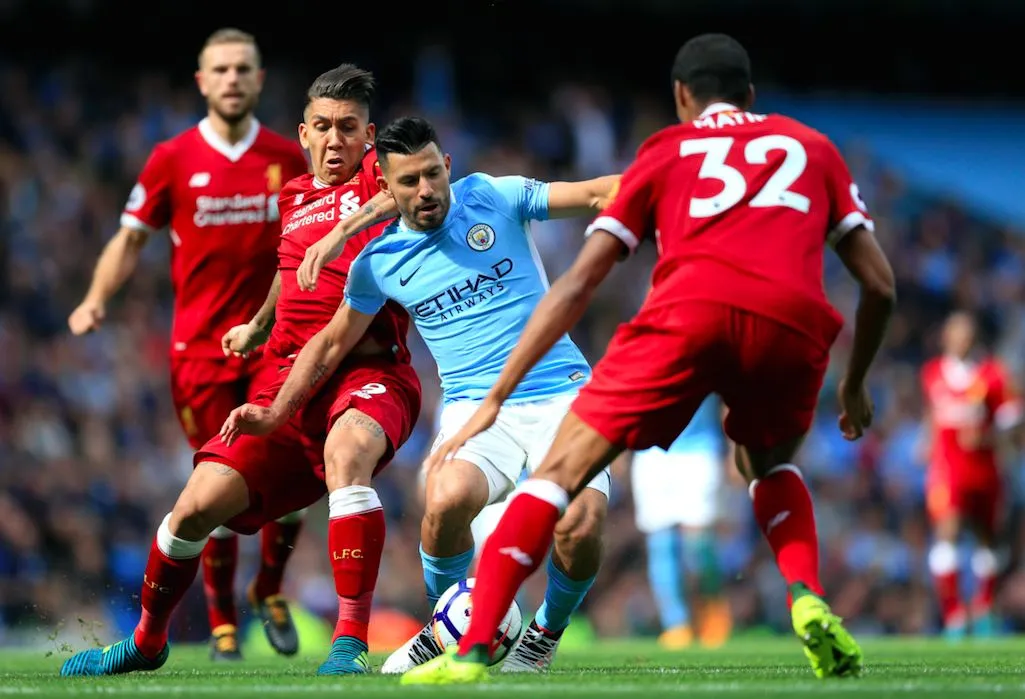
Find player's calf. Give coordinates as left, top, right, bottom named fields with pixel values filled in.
left=502, top=489, right=606, bottom=673
left=382, top=460, right=492, bottom=675
left=247, top=508, right=307, bottom=657
left=318, top=409, right=388, bottom=676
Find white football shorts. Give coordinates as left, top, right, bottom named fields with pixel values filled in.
left=631, top=448, right=723, bottom=533
left=432, top=390, right=612, bottom=506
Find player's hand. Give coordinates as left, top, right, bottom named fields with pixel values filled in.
left=298, top=237, right=342, bottom=292
left=221, top=322, right=268, bottom=358
left=219, top=403, right=283, bottom=445
left=68, top=297, right=105, bottom=335
left=424, top=398, right=502, bottom=474
left=837, top=378, right=874, bottom=441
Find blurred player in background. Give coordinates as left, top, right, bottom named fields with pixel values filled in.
left=66, top=28, right=309, bottom=660
left=632, top=396, right=731, bottom=649
left=920, top=311, right=1021, bottom=638
left=411, top=33, right=897, bottom=685
left=61, top=63, right=420, bottom=678
left=230, top=115, right=620, bottom=674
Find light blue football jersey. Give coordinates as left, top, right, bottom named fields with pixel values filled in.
left=345, top=173, right=591, bottom=404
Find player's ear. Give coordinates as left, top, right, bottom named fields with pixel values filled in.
left=366, top=122, right=376, bottom=143
left=195, top=69, right=207, bottom=97
left=672, top=80, right=688, bottom=122
left=443, top=153, right=452, bottom=175
left=376, top=171, right=391, bottom=195
left=298, top=123, right=310, bottom=150
left=255, top=67, right=267, bottom=90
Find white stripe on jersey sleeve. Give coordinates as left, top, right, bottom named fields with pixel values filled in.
left=119, top=213, right=157, bottom=235
left=585, top=215, right=640, bottom=252
left=827, top=211, right=874, bottom=249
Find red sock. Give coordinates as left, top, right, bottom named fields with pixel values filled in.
left=201, top=534, right=238, bottom=630
left=458, top=482, right=566, bottom=655
left=328, top=487, right=386, bottom=643
left=750, top=465, right=823, bottom=604
left=253, top=517, right=303, bottom=600
left=134, top=535, right=202, bottom=658
left=973, top=575, right=996, bottom=613
left=933, top=570, right=964, bottom=624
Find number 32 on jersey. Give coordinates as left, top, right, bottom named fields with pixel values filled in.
left=680, top=135, right=810, bottom=218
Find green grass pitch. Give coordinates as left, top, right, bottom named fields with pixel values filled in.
left=3, top=637, right=1023, bottom=698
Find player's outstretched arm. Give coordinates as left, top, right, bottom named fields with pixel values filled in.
left=833, top=226, right=897, bottom=440
left=68, top=225, right=150, bottom=335
left=219, top=303, right=375, bottom=444
left=222, top=271, right=280, bottom=358
left=297, top=191, right=399, bottom=292
left=546, top=175, right=622, bottom=219
left=425, top=231, right=624, bottom=470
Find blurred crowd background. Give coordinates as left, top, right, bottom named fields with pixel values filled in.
left=3, top=0, right=1025, bottom=650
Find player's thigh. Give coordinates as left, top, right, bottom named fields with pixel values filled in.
left=520, top=392, right=612, bottom=499
left=926, top=473, right=963, bottom=541
left=314, top=359, right=422, bottom=488
left=194, top=380, right=324, bottom=535
left=170, top=460, right=251, bottom=537
left=963, top=482, right=1004, bottom=545
left=570, top=309, right=722, bottom=453
left=433, top=400, right=526, bottom=506
left=719, top=311, right=829, bottom=455
left=631, top=449, right=721, bottom=532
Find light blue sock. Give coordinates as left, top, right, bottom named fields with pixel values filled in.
left=646, top=527, right=689, bottom=629
left=534, top=556, right=596, bottom=633
left=420, top=544, right=475, bottom=607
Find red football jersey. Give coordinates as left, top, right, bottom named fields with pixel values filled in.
left=267, top=147, right=410, bottom=364
left=121, top=118, right=308, bottom=361
left=921, top=356, right=1020, bottom=480
left=587, top=102, right=872, bottom=348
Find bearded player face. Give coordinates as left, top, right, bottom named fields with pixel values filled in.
left=299, top=98, right=374, bottom=186
left=377, top=142, right=452, bottom=231
left=195, top=42, right=263, bottom=124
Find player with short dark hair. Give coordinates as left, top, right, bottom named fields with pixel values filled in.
left=405, top=33, right=896, bottom=684
left=67, top=27, right=309, bottom=661
left=60, top=62, right=421, bottom=678
left=224, top=114, right=620, bottom=674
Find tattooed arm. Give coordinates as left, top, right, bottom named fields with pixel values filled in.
left=297, top=190, right=398, bottom=291
left=219, top=302, right=377, bottom=444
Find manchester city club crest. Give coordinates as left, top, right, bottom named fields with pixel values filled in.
left=466, top=223, right=496, bottom=251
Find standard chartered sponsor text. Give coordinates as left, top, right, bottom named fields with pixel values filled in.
left=194, top=193, right=268, bottom=227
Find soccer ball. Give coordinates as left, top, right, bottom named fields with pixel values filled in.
left=431, top=578, right=522, bottom=665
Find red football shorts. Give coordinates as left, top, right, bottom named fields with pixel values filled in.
left=194, top=355, right=421, bottom=535
left=169, top=354, right=279, bottom=449
left=926, top=463, right=1002, bottom=536
left=572, top=301, right=831, bottom=451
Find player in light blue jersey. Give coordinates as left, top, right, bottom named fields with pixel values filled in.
left=631, top=396, right=732, bottom=648
left=230, top=116, right=620, bottom=673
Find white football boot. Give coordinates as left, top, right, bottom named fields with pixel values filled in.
left=500, top=620, right=563, bottom=673
left=380, top=621, right=444, bottom=674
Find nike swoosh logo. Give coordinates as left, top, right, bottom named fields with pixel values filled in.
left=399, top=265, right=422, bottom=286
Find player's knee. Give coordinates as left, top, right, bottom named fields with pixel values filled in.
left=736, top=440, right=802, bottom=482
left=423, top=469, right=486, bottom=533
left=324, top=412, right=388, bottom=489
left=170, top=461, right=249, bottom=539
left=170, top=491, right=226, bottom=540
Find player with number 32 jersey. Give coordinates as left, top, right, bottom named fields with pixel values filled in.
left=407, top=34, right=897, bottom=685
